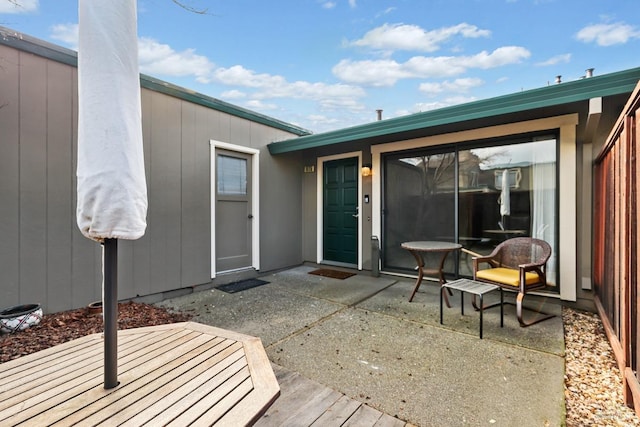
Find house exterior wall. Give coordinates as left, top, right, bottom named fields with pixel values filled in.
left=298, top=100, right=631, bottom=306
left=0, top=39, right=304, bottom=314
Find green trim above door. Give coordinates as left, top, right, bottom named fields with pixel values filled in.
left=323, top=157, right=358, bottom=265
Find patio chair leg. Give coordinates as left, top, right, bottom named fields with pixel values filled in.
left=516, top=293, right=555, bottom=327
left=472, top=292, right=555, bottom=327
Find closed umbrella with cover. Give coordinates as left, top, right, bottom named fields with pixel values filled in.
left=499, top=169, right=510, bottom=228
left=77, top=0, right=147, bottom=389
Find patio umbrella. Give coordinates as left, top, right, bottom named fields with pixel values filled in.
left=77, top=0, right=147, bottom=389
left=499, top=169, right=511, bottom=228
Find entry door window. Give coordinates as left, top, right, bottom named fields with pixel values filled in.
left=218, top=155, right=247, bottom=195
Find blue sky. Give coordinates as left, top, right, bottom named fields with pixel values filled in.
left=2, top=0, right=640, bottom=133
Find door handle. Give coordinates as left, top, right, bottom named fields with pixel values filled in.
left=248, top=214, right=254, bottom=219
left=352, top=213, right=359, bottom=218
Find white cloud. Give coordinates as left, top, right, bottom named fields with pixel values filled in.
left=419, top=77, right=484, bottom=96
left=220, top=89, right=246, bottom=99
left=376, top=7, right=396, bottom=18
left=245, top=99, right=278, bottom=111
left=48, top=27, right=216, bottom=83
left=349, top=23, right=491, bottom=52
left=576, top=22, right=640, bottom=46
left=320, top=1, right=336, bottom=9
left=138, top=37, right=215, bottom=83
left=212, top=64, right=366, bottom=109
left=50, top=23, right=78, bottom=49
left=348, top=0, right=357, bottom=8
left=308, top=114, right=340, bottom=125
left=415, top=95, right=476, bottom=112
left=0, top=0, right=38, bottom=14
left=333, top=46, right=530, bottom=86
left=212, top=65, right=286, bottom=88
left=536, top=53, right=572, bottom=66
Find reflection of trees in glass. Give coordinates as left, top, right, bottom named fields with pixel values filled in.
left=417, top=153, right=456, bottom=196
left=412, top=153, right=455, bottom=238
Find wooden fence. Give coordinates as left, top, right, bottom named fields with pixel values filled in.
left=593, top=81, right=640, bottom=415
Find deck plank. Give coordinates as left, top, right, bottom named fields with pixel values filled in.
left=0, top=329, right=202, bottom=422
left=165, top=365, right=251, bottom=426
left=110, top=345, right=244, bottom=426
left=257, top=365, right=409, bottom=427
left=343, top=404, right=385, bottom=426
left=310, top=394, right=363, bottom=426
left=0, top=323, right=279, bottom=427
left=374, top=414, right=412, bottom=427
left=54, top=338, right=235, bottom=426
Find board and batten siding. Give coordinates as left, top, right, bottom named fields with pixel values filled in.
left=0, top=42, right=304, bottom=314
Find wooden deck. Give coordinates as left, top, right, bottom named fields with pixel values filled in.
left=256, top=365, right=410, bottom=427
left=0, top=322, right=279, bottom=426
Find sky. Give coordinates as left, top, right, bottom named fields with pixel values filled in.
left=2, top=0, right=640, bottom=134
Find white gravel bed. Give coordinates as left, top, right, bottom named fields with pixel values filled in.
left=564, top=307, right=640, bottom=426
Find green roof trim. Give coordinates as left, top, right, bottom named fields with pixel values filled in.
left=0, top=26, right=311, bottom=137
left=268, top=66, right=640, bottom=154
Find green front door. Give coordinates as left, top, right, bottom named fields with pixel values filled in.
left=323, top=158, right=358, bottom=265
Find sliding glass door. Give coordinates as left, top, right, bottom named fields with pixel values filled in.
left=382, top=134, right=558, bottom=286
left=383, top=150, right=457, bottom=274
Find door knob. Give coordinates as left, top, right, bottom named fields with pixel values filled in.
left=248, top=214, right=254, bottom=219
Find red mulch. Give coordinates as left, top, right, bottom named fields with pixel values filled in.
left=0, top=302, right=192, bottom=363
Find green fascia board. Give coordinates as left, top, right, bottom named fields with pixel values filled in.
left=0, top=26, right=311, bottom=137
left=140, top=75, right=311, bottom=136
left=268, top=66, right=640, bottom=154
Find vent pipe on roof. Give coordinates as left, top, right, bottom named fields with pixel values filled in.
left=555, top=75, right=562, bottom=84
left=376, top=109, right=383, bottom=121
left=586, top=68, right=594, bottom=78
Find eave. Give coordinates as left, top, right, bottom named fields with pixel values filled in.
left=268, top=67, right=640, bottom=154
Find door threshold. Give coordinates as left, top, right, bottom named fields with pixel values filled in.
left=321, top=260, right=358, bottom=269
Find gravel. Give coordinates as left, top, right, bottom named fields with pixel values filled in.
left=563, top=307, right=639, bottom=426
left=1, top=303, right=639, bottom=426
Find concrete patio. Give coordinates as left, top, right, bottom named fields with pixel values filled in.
left=158, top=265, right=565, bottom=426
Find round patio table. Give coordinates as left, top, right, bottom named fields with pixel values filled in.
left=401, top=241, right=462, bottom=305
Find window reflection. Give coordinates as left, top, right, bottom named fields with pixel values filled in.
left=217, top=155, right=247, bottom=195
left=383, top=136, right=557, bottom=286
left=459, top=139, right=556, bottom=284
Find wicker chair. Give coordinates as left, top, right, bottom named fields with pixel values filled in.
left=472, top=237, right=554, bottom=327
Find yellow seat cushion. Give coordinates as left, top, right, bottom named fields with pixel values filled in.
left=476, top=267, right=541, bottom=287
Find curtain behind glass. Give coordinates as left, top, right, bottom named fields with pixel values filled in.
left=531, top=140, right=557, bottom=284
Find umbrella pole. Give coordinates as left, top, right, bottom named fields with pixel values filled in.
left=103, top=238, right=119, bottom=389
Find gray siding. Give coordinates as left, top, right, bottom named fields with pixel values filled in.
left=0, top=42, right=304, bottom=313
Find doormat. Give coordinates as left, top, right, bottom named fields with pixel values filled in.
left=308, top=269, right=356, bottom=280
left=216, top=278, right=269, bottom=294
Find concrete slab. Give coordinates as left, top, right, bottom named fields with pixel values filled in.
left=269, top=307, right=564, bottom=427
left=158, top=268, right=566, bottom=426
left=157, top=283, right=343, bottom=347
left=266, top=265, right=397, bottom=306
left=358, top=278, right=565, bottom=356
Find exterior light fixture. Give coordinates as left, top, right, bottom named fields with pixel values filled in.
left=362, top=163, right=372, bottom=177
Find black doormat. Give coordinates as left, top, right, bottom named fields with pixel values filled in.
left=308, top=268, right=356, bottom=280
left=216, top=278, right=269, bottom=294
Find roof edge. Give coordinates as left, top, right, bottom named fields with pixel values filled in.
left=0, top=26, right=311, bottom=137
left=268, top=66, right=640, bottom=154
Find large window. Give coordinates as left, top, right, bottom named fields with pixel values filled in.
left=383, top=134, right=557, bottom=286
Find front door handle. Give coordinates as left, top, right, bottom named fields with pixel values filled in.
left=248, top=214, right=254, bottom=219
left=352, top=213, right=359, bottom=218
